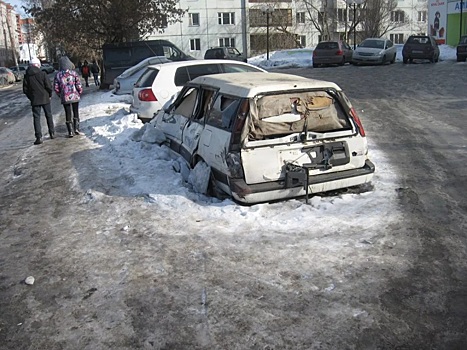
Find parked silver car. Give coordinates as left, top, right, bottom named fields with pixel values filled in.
left=352, top=38, right=397, bottom=65
left=113, top=56, right=170, bottom=95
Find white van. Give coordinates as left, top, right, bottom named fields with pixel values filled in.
left=152, top=72, right=375, bottom=204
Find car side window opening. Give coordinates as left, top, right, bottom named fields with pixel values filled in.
left=174, top=87, right=199, bottom=118
left=207, top=94, right=241, bottom=130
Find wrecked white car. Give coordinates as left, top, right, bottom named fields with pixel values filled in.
left=151, top=72, right=374, bottom=204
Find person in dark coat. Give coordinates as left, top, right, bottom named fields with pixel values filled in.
left=90, top=60, right=100, bottom=86
left=23, top=57, right=55, bottom=145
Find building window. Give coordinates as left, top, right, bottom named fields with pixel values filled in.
left=337, top=8, right=347, bottom=22
left=298, top=35, right=306, bottom=47
left=391, top=10, right=405, bottom=23
left=418, top=11, right=427, bottom=22
left=296, top=12, right=305, bottom=24
left=189, top=13, right=200, bottom=26
left=190, top=38, right=201, bottom=51
left=219, top=38, right=235, bottom=47
left=390, top=33, right=404, bottom=44
left=218, top=12, right=235, bottom=25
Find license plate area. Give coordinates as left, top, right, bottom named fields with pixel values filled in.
left=284, top=142, right=350, bottom=188
left=301, top=141, right=349, bottom=170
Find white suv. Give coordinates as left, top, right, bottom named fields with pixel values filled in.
left=130, top=59, right=266, bottom=122
left=152, top=72, right=375, bottom=204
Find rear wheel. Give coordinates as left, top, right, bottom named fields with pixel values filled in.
left=403, top=56, right=408, bottom=64
left=390, top=54, right=396, bottom=64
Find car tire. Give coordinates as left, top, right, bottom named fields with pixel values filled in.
left=403, top=57, right=408, bottom=64
left=409, top=58, right=413, bottom=64
left=312, top=63, right=318, bottom=68
left=390, top=54, right=396, bottom=64
left=382, top=55, right=387, bottom=65
left=339, top=57, right=345, bottom=66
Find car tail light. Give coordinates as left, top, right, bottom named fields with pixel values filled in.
left=349, top=107, right=366, bottom=137
left=138, top=89, right=157, bottom=102
left=336, top=50, right=344, bottom=56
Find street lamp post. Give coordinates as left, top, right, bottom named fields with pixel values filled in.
left=346, top=0, right=363, bottom=50
left=261, top=5, right=274, bottom=60
left=461, top=0, right=464, bottom=41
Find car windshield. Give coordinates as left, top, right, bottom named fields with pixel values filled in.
left=360, top=40, right=385, bottom=49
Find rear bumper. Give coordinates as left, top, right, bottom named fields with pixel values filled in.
left=130, top=104, right=161, bottom=123
left=229, top=159, right=375, bottom=204
left=352, top=56, right=384, bottom=64
left=404, top=53, right=434, bottom=60
left=313, top=57, right=343, bottom=65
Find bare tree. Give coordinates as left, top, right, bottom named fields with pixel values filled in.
left=302, top=0, right=335, bottom=41
left=358, top=0, right=403, bottom=39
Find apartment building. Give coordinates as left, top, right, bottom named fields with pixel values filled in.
left=148, top=0, right=429, bottom=59
left=0, top=0, right=18, bottom=66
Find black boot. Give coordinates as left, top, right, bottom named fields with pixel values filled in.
left=73, top=119, right=82, bottom=136
left=34, top=138, right=43, bottom=145
left=49, top=130, right=55, bottom=139
left=66, top=122, right=74, bottom=138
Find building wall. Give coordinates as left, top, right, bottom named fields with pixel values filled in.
left=0, top=0, right=19, bottom=66
left=145, top=0, right=430, bottom=59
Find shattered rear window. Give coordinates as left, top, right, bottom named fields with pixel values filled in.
left=247, top=91, right=351, bottom=140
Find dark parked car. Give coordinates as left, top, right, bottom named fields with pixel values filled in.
left=204, top=47, right=247, bottom=62
left=402, top=35, right=440, bottom=63
left=456, top=35, right=467, bottom=62
left=312, top=41, right=353, bottom=68
left=9, top=64, right=28, bottom=81
left=40, top=63, right=55, bottom=74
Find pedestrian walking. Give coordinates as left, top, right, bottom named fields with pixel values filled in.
left=90, top=60, right=100, bottom=86
left=81, top=60, right=90, bottom=87
left=23, top=57, right=55, bottom=145
left=53, top=56, right=83, bottom=138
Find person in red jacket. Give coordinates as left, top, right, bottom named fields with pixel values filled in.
left=23, top=57, right=55, bottom=145
left=81, top=60, right=90, bottom=87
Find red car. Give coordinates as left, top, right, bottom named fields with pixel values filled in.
left=313, top=41, right=353, bottom=68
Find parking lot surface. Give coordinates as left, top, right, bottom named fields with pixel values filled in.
left=0, top=61, right=466, bottom=349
